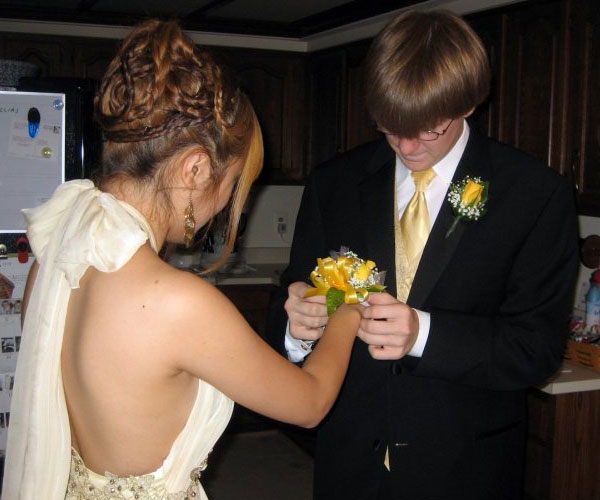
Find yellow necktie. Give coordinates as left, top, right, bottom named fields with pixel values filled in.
left=395, top=168, right=436, bottom=303
left=400, top=168, right=436, bottom=261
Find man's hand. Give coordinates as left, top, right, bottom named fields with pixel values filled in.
left=358, top=292, right=419, bottom=360
left=285, top=281, right=328, bottom=342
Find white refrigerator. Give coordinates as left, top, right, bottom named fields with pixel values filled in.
left=0, top=90, right=66, bottom=453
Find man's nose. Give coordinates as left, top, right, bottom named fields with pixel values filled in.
left=392, top=136, right=421, bottom=154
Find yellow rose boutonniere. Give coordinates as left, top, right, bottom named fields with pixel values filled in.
left=305, top=247, right=386, bottom=315
left=446, top=176, right=489, bottom=238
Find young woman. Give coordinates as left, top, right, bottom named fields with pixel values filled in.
left=2, top=19, right=360, bottom=499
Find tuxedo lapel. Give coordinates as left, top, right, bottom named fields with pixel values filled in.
left=358, top=142, right=397, bottom=297
left=408, top=127, right=491, bottom=309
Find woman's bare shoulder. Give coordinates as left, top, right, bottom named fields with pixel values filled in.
left=124, top=246, right=219, bottom=294
left=152, top=261, right=222, bottom=299
left=140, top=259, right=251, bottom=373
left=142, top=256, right=238, bottom=327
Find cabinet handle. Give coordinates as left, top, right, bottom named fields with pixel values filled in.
left=570, top=149, right=580, bottom=192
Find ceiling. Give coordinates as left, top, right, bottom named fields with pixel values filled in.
left=0, top=0, right=421, bottom=38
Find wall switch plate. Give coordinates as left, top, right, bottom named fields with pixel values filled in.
left=274, top=212, right=289, bottom=234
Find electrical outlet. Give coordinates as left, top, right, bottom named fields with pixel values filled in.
left=274, top=212, right=289, bottom=234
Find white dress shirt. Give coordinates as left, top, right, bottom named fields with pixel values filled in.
left=286, top=121, right=470, bottom=362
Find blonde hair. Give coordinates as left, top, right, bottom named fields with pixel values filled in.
left=94, top=19, right=263, bottom=270
left=365, top=9, right=490, bottom=137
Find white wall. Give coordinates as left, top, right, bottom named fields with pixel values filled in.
left=242, top=185, right=304, bottom=248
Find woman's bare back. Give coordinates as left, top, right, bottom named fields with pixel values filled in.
left=61, top=244, right=198, bottom=476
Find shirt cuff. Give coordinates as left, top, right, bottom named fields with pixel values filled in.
left=284, top=321, right=314, bottom=363
left=407, top=309, right=430, bottom=358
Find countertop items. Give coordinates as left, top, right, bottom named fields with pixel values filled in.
left=539, top=360, right=600, bottom=395
left=195, top=263, right=285, bottom=286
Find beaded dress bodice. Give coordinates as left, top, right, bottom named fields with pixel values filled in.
left=66, top=448, right=208, bottom=500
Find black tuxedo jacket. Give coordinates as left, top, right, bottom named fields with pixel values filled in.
left=266, top=126, right=579, bottom=500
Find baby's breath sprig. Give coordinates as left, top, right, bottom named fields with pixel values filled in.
left=446, top=176, right=488, bottom=238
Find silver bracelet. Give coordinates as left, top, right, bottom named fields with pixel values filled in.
left=301, top=340, right=316, bottom=351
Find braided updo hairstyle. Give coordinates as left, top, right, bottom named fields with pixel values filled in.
left=94, top=19, right=263, bottom=266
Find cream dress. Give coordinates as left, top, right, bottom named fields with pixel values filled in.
left=2, top=180, right=233, bottom=500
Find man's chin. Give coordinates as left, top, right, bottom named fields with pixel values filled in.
left=402, top=159, right=432, bottom=171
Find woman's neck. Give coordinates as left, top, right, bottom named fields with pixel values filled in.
left=101, top=177, right=168, bottom=249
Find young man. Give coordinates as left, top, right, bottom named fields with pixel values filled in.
left=267, top=9, right=579, bottom=500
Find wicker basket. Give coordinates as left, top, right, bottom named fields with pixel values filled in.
left=564, top=339, right=600, bottom=372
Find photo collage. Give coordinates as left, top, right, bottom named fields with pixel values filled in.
left=0, top=255, right=33, bottom=453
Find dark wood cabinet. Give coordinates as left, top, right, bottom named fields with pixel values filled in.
left=467, top=0, right=600, bottom=215
left=568, top=0, right=600, bottom=215
left=502, top=0, right=569, bottom=173
left=307, top=49, right=346, bottom=168
left=1, top=34, right=66, bottom=77
left=0, top=33, right=119, bottom=80
left=467, top=0, right=570, bottom=175
left=217, top=284, right=275, bottom=339
left=467, top=12, right=506, bottom=140
left=70, top=39, right=120, bottom=81
left=214, top=48, right=309, bottom=183
left=525, top=387, right=600, bottom=500
left=344, top=41, right=380, bottom=151
left=306, top=40, right=379, bottom=170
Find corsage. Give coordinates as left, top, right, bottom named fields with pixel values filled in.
left=305, top=247, right=386, bottom=315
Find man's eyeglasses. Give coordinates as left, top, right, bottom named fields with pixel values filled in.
left=377, top=118, right=455, bottom=142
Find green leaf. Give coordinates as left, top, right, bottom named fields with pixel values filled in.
left=326, top=288, right=345, bottom=316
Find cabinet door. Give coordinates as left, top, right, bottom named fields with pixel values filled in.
left=468, top=10, right=507, bottom=140
left=550, top=389, right=600, bottom=500
left=2, top=34, right=66, bottom=77
left=215, top=49, right=308, bottom=183
left=525, top=390, right=554, bottom=500
left=72, top=39, right=119, bottom=81
left=307, top=42, right=379, bottom=171
left=501, top=0, right=570, bottom=174
left=345, top=40, right=379, bottom=151
left=569, top=0, right=600, bottom=215
left=0, top=33, right=119, bottom=83
left=308, top=49, right=346, bottom=168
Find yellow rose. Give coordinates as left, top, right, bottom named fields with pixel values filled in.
left=353, top=260, right=375, bottom=282
left=461, top=180, right=484, bottom=207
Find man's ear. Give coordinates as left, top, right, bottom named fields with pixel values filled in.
left=180, top=149, right=212, bottom=189
left=463, top=107, right=476, bottom=119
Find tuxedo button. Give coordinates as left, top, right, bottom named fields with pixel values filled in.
left=373, top=439, right=381, bottom=451
left=391, top=362, right=402, bottom=375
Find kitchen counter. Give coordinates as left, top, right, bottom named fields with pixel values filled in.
left=539, top=359, right=600, bottom=395
left=196, top=262, right=285, bottom=286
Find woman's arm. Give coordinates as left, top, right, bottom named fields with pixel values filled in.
left=168, top=274, right=361, bottom=428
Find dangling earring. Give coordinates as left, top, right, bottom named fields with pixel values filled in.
left=183, top=191, right=195, bottom=248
